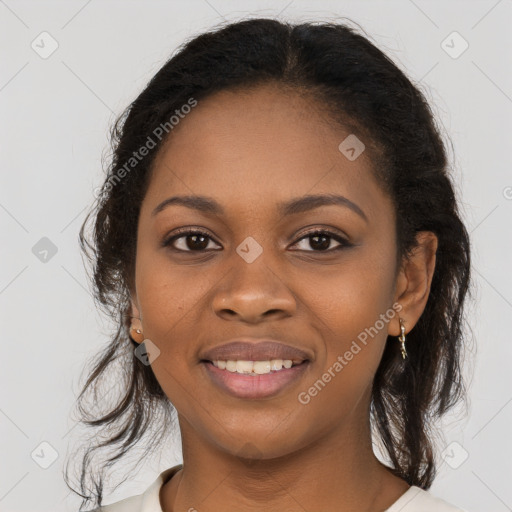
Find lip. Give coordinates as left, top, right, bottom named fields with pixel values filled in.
left=199, top=339, right=313, bottom=363
left=201, top=360, right=311, bottom=399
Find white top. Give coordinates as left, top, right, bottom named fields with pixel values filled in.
left=93, top=464, right=468, bottom=512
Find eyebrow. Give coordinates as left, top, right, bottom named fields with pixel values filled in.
left=151, top=193, right=368, bottom=223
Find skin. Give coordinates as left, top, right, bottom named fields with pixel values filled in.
left=129, top=83, right=438, bottom=512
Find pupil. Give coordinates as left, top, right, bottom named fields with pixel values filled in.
left=187, top=234, right=208, bottom=250
left=311, top=234, right=330, bottom=250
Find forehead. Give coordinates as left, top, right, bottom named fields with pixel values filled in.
left=143, top=84, right=389, bottom=222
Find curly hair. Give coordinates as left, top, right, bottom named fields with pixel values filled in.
left=65, top=17, right=472, bottom=511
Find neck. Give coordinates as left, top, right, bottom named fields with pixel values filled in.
left=160, top=409, right=409, bottom=512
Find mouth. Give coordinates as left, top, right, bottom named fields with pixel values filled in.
left=200, top=358, right=310, bottom=399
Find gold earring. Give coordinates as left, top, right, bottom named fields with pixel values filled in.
left=130, top=317, right=144, bottom=343
left=398, top=317, right=407, bottom=359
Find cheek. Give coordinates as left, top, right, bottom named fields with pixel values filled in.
left=307, top=247, right=396, bottom=340
left=133, top=243, right=204, bottom=377
left=135, top=240, right=205, bottom=327
left=304, top=246, right=397, bottom=393
left=133, top=248, right=205, bottom=411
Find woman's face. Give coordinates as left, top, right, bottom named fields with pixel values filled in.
left=132, top=84, right=409, bottom=459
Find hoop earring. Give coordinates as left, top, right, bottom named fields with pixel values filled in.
left=398, top=317, right=407, bottom=359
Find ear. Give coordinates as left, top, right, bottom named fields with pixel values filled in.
left=129, top=295, right=144, bottom=343
left=130, top=296, right=141, bottom=320
left=389, top=231, right=438, bottom=336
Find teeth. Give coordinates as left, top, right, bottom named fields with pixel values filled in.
left=211, top=359, right=299, bottom=375
left=236, top=360, right=254, bottom=374
left=253, top=361, right=271, bottom=373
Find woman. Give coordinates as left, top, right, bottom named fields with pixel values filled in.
left=68, top=17, right=471, bottom=512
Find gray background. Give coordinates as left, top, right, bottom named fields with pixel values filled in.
left=1, top=1, right=511, bottom=511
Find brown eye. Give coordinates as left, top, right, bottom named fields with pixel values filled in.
left=292, top=230, right=351, bottom=252
left=163, top=230, right=221, bottom=252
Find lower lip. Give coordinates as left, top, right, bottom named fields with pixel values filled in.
left=201, top=361, right=310, bottom=399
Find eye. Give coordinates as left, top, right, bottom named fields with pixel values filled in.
left=162, top=228, right=352, bottom=253
left=162, top=229, right=221, bottom=252
left=291, top=229, right=351, bottom=252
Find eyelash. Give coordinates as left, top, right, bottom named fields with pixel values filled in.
left=162, top=228, right=352, bottom=253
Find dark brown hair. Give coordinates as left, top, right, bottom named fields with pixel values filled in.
left=65, top=18, right=472, bottom=511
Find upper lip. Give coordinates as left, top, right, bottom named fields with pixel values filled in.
left=200, top=339, right=312, bottom=362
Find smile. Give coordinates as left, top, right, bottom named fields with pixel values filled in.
left=201, top=359, right=310, bottom=399
left=210, top=358, right=304, bottom=375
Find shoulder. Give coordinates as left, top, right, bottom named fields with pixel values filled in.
left=86, top=464, right=183, bottom=512
left=385, top=485, right=468, bottom=512
left=88, top=494, right=143, bottom=512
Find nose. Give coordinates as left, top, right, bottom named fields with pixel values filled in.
left=211, top=253, right=297, bottom=324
